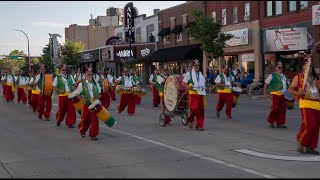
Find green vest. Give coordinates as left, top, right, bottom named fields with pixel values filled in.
left=156, top=74, right=166, bottom=92
left=268, top=72, right=290, bottom=92
left=118, top=76, right=125, bottom=86
left=55, top=75, right=66, bottom=94
left=4, top=74, right=15, bottom=85
left=67, top=74, right=75, bottom=92
left=80, top=80, right=99, bottom=105
left=217, top=73, right=233, bottom=90
left=37, top=74, right=44, bottom=91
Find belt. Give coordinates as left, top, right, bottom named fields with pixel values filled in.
left=217, top=88, right=232, bottom=93
left=32, top=90, right=41, bottom=94
left=270, top=91, right=284, bottom=96
left=299, top=99, right=320, bottom=111
left=59, top=92, right=70, bottom=96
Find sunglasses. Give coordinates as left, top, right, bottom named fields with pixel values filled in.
left=277, top=66, right=283, bottom=69
left=61, top=69, right=67, bottom=71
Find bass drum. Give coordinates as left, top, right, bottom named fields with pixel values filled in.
left=163, top=75, right=188, bottom=112
left=41, top=74, right=53, bottom=96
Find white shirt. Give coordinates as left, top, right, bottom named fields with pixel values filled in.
left=52, top=74, right=71, bottom=92
left=29, top=77, right=35, bottom=85
left=16, top=76, right=28, bottom=86
left=34, top=74, right=42, bottom=90
left=265, top=73, right=289, bottom=92
left=3, top=74, right=14, bottom=84
left=75, top=79, right=101, bottom=98
left=116, top=75, right=134, bottom=87
left=94, top=74, right=100, bottom=82
left=107, top=74, right=113, bottom=84
left=73, top=73, right=84, bottom=81
left=1, top=75, right=5, bottom=81
left=149, top=74, right=157, bottom=83
left=214, top=74, right=234, bottom=88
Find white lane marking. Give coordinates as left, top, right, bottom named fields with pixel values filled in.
left=234, top=149, right=320, bottom=162
left=48, top=110, right=275, bottom=178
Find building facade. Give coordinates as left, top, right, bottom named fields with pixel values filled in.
left=65, top=24, right=115, bottom=50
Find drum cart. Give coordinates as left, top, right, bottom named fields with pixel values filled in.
left=159, top=75, right=190, bottom=127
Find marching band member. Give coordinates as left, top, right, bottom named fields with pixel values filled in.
left=15, top=70, right=28, bottom=104
left=182, top=59, right=206, bottom=131
left=75, top=67, right=101, bottom=140
left=107, top=70, right=116, bottom=101
left=33, top=65, right=52, bottom=121
left=67, top=69, right=76, bottom=92
left=156, top=65, right=171, bottom=125
left=115, top=68, right=136, bottom=115
left=74, top=68, right=83, bottom=88
left=2, top=69, right=15, bottom=102
left=133, top=70, right=143, bottom=105
left=99, top=68, right=111, bottom=109
left=29, top=69, right=40, bottom=112
left=214, top=65, right=235, bottom=119
left=288, top=57, right=320, bottom=155
left=52, top=64, right=76, bottom=128
left=149, top=68, right=160, bottom=107
left=1, top=70, right=7, bottom=98
left=264, top=61, right=290, bottom=128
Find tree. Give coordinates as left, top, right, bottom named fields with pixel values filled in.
left=9, top=49, right=26, bottom=57
left=186, top=10, right=233, bottom=69
left=40, top=44, right=54, bottom=73
left=61, top=41, right=84, bottom=66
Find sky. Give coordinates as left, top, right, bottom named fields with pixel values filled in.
left=0, top=1, right=185, bottom=56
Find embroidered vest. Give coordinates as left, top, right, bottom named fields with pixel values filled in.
left=56, top=75, right=66, bottom=94
left=156, top=74, right=166, bottom=92
left=37, top=74, right=44, bottom=91
left=217, top=74, right=232, bottom=90
left=80, top=80, right=99, bottom=105
left=67, top=75, right=74, bottom=92
left=268, top=72, right=289, bottom=92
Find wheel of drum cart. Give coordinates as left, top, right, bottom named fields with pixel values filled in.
left=181, top=111, right=188, bottom=126
left=159, top=113, right=166, bottom=127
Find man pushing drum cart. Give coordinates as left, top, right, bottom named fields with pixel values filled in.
left=181, top=59, right=206, bottom=131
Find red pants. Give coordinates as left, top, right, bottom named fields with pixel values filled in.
left=31, top=93, right=40, bottom=112
left=118, top=93, right=135, bottom=115
left=17, top=87, right=27, bottom=103
left=110, top=86, right=116, bottom=100
left=188, top=94, right=205, bottom=128
left=160, top=95, right=171, bottom=124
left=216, top=93, right=233, bottom=116
left=268, top=94, right=286, bottom=125
left=28, top=89, right=32, bottom=105
left=135, top=95, right=141, bottom=104
left=4, top=85, right=14, bottom=101
left=38, top=95, right=52, bottom=119
left=152, top=86, right=160, bottom=106
left=78, top=104, right=99, bottom=137
left=56, top=95, right=76, bottom=126
left=100, top=90, right=110, bottom=109
left=297, top=108, right=320, bottom=149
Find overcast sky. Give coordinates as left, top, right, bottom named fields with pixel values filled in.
left=0, top=1, right=185, bottom=56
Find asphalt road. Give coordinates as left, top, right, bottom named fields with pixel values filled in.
left=0, top=89, right=319, bottom=178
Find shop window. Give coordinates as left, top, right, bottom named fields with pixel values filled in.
left=212, top=11, right=216, bottom=23
left=233, top=6, right=238, bottom=23
left=188, top=33, right=194, bottom=40
left=163, top=35, right=171, bottom=43
left=245, top=3, right=250, bottom=17
left=299, top=1, right=308, bottom=9
left=275, top=1, right=282, bottom=15
left=176, top=32, right=182, bottom=41
left=289, top=1, right=297, bottom=12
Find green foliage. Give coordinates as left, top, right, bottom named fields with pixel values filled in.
left=61, top=41, right=84, bottom=66
left=9, top=49, right=26, bottom=57
left=186, top=10, right=233, bottom=57
left=40, top=44, right=54, bottom=73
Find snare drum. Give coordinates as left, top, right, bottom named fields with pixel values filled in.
left=139, top=89, right=147, bottom=97
left=133, top=87, right=140, bottom=95
left=232, top=86, right=242, bottom=108
left=88, top=99, right=116, bottom=127
left=41, top=74, right=53, bottom=96
left=284, top=91, right=295, bottom=110
left=67, top=91, right=82, bottom=115
left=125, top=87, right=133, bottom=94
left=116, top=85, right=124, bottom=94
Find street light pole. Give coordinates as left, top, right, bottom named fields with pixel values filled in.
left=13, top=29, right=31, bottom=72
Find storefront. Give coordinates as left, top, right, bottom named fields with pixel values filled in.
left=80, top=49, right=100, bottom=74
left=113, top=43, right=156, bottom=84
left=100, top=46, right=116, bottom=75
left=262, top=26, right=312, bottom=80
left=144, top=43, right=203, bottom=75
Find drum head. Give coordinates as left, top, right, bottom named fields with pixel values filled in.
left=284, top=91, right=294, bottom=101
left=163, top=75, right=179, bottom=112
left=232, top=86, right=242, bottom=93
left=88, top=99, right=100, bottom=110
left=68, top=91, right=76, bottom=99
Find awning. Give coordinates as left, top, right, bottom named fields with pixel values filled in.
left=171, top=25, right=182, bottom=33
left=184, top=22, right=196, bottom=30
left=158, top=28, right=170, bottom=36
left=144, top=44, right=203, bottom=62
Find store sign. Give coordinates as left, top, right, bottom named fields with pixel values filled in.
left=116, top=49, right=134, bottom=58
left=224, top=28, right=248, bottom=47
left=124, top=2, right=137, bottom=43
left=265, top=27, right=308, bottom=52
left=240, top=53, right=255, bottom=62
left=141, top=48, right=151, bottom=57
left=312, top=5, right=320, bottom=25
left=83, top=53, right=92, bottom=60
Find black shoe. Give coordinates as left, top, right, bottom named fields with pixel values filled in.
left=6, top=100, right=9, bottom=102
left=56, top=121, right=61, bottom=126
left=227, top=116, right=232, bottom=119
left=297, top=145, right=306, bottom=154
left=277, top=124, right=287, bottom=128
left=269, top=123, right=275, bottom=128
left=216, top=111, right=220, bottom=117
left=91, top=136, right=98, bottom=140
left=45, top=118, right=50, bottom=121
left=81, top=133, right=86, bottom=138
left=153, top=104, right=157, bottom=107
left=306, top=148, right=320, bottom=155
left=188, top=123, right=193, bottom=129
left=68, top=125, right=75, bottom=128
left=195, top=127, right=204, bottom=131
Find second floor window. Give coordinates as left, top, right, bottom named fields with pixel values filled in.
left=266, top=1, right=273, bottom=17
left=212, top=11, right=216, bottom=23
left=275, top=1, right=282, bottom=15
left=289, top=1, right=297, bottom=12
left=299, top=1, right=308, bottom=10
left=233, top=6, right=238, bottom=23
left=245, top=2, right=250, bottom=16
left=222, top=9, right=227, bottom=25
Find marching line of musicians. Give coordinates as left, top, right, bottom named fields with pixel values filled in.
left=1, top=55, right=320, bottom=155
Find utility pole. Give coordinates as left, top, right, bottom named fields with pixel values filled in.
left=13, top=29, right=31, bottom=73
